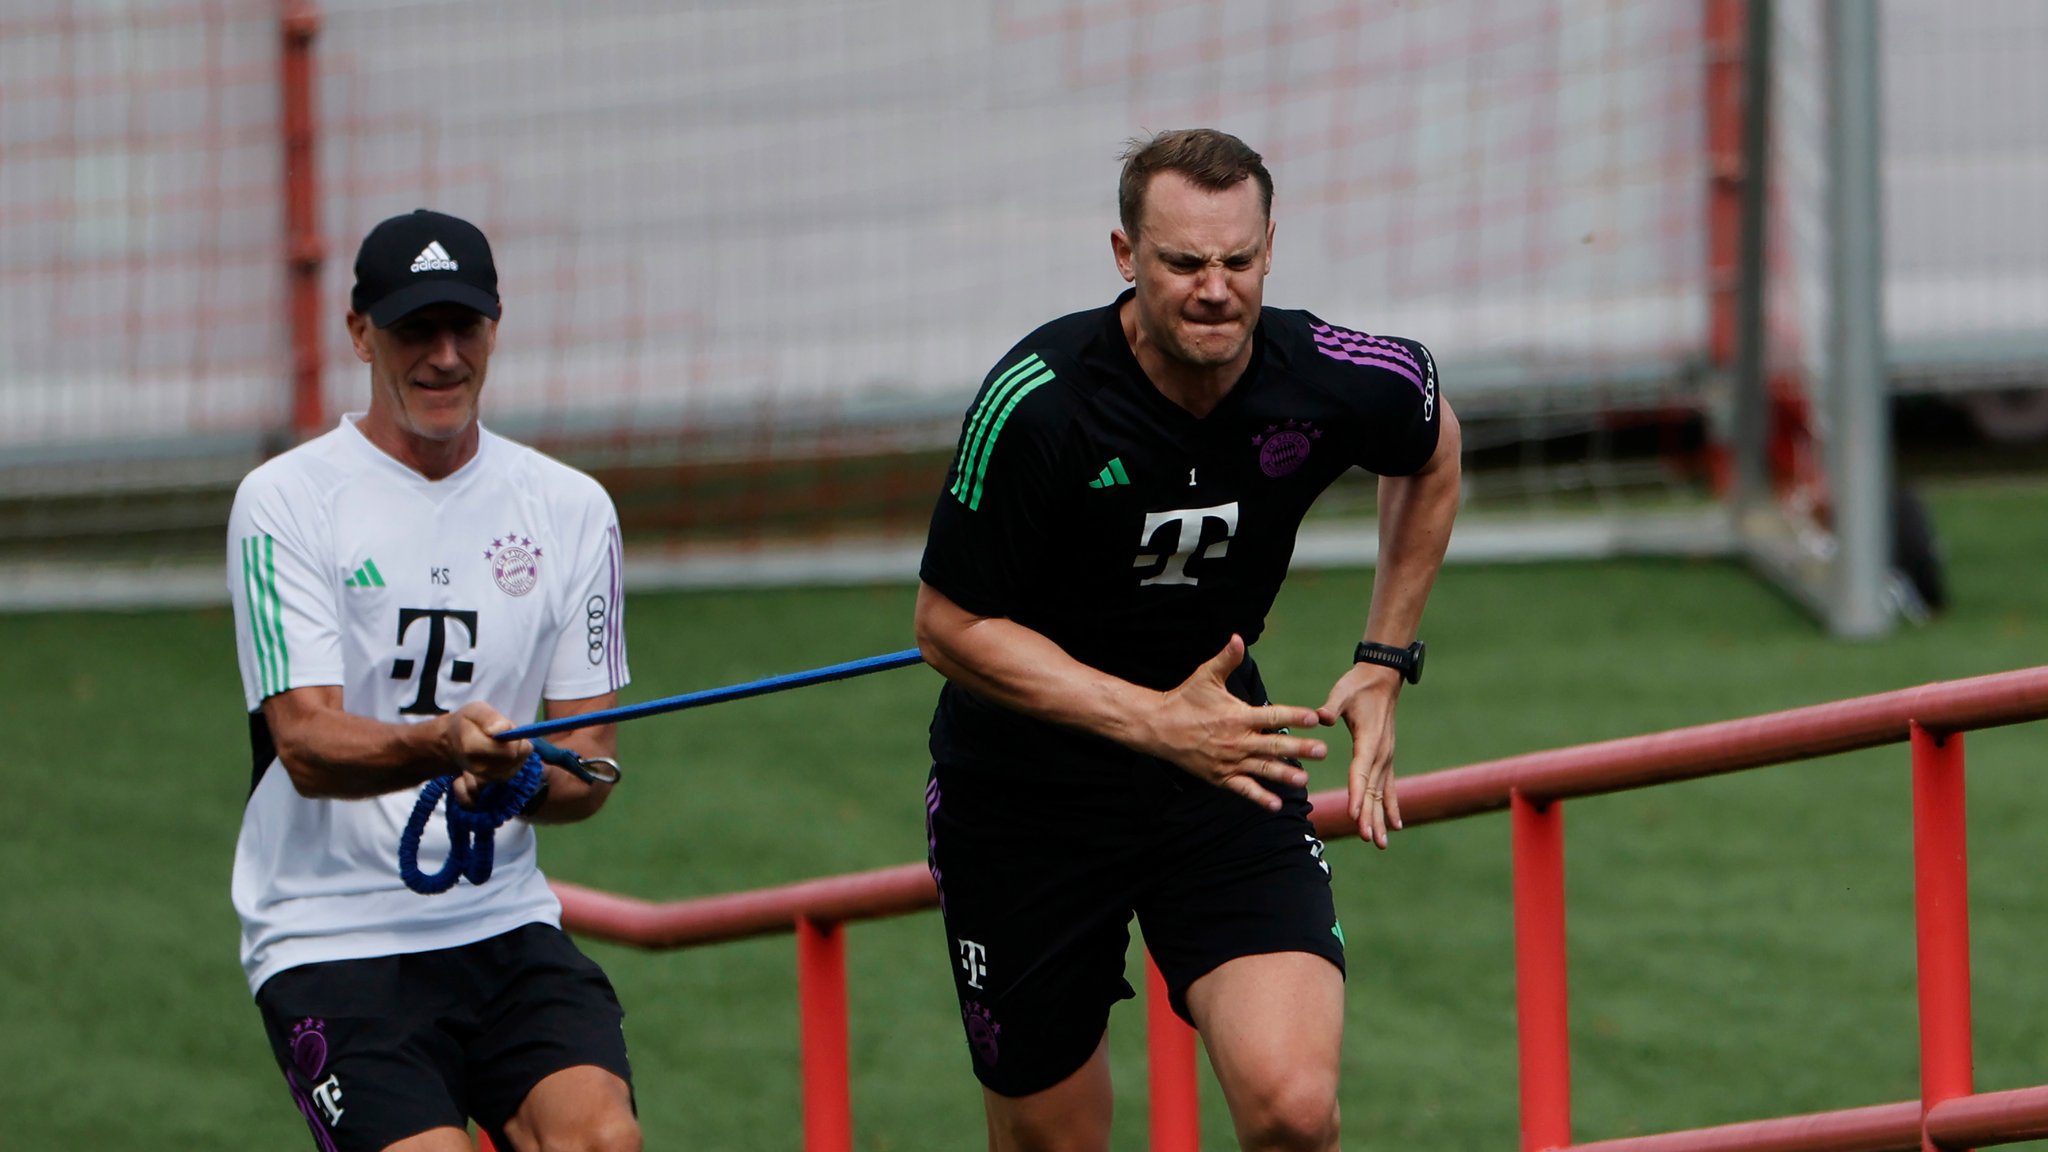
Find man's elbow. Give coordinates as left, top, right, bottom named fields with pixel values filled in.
left=267, top=730, right=363, bottom=800
left=914, top=615, right=951, bottom=672
left=912, top=582, right=957, bottom=671
left=915, top=633, right=964, bottom=689
left=273, top=743, right=340, bottom=799
left=915, top=596, right=999, bottom=688
left=1429, top=402, right=1463, bottom=480
left=532, top=782, right=611, bottom=825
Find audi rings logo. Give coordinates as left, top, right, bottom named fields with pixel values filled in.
left=586, top=596, right=608, bottom=665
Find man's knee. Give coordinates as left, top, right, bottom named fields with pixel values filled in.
left=1229, top=1075, right=1339, bottom=1152
left=987, top=1108, right=1110, bottom=1152
left=525, top=1111, right=640, bottom=1152
left=981, top=1044, right=1113, bottom=1152
left=504, top=1067, right=640, bottom=1152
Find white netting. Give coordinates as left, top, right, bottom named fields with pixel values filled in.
left=308, top=0, right=1707, bottom=452
left=0, top=1, right=289, bottom=456
left=6, top=1, right=2048, bottom=601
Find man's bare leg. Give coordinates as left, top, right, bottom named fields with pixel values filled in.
left=982, top=1033, right=1114, bottom=1152
left=1188, top=952, right=1344, bottom=1151
left=497, top=1064, right=639, bottom=1152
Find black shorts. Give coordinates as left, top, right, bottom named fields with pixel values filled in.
left=252, top=923, right=633, bottom=1152
left=925, top=755, right=1345, bottom=1098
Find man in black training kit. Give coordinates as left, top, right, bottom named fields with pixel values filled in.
left=915, top=129, right=1461, bottom=1151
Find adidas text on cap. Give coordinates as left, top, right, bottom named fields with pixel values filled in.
left=351, top=208, right=502, bottom=328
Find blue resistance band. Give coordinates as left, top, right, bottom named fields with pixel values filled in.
left=398, top=739, right=604, bottom=895
left=398, top=755, right=544, bottom=895
left=497, top=647, right=926, bottom=741
left=400, top=649, right=925, bottom=894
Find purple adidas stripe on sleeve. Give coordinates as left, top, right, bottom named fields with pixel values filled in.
left=1309, top=322, right=1425, bottom=393
left=606, top=523, right=625, bottom=689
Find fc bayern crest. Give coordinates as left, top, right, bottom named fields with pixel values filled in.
left=962, top=1000, right=1002, bottom=1065
left=289, top=1018, right=329, bottom=1080
left=1253, top=418, right=1323, bottom=478
left=484, top=531, right=543, bottom=597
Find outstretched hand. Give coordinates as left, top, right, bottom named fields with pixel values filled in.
left=1142, top=635, right=1328, bottom=811
left=1318, top=665, right=1404, bottom=848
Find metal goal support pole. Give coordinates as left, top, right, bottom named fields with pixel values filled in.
left=1825, top=0, right=1893, bottom=636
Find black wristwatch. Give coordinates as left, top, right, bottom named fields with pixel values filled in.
left=1354, top=640, right=1425, bottom=685
left=518, top=778, right=552, bottom=820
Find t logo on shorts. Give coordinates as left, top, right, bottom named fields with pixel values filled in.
left=311, top=1075, right=346, bottom=1127
left=958, top=939, right=988, bottom=989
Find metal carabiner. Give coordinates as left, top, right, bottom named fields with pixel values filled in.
left=532, top=738, right=624, bottom=786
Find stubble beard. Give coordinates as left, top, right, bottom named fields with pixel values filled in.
left=397, top=378, right=480, bottom=442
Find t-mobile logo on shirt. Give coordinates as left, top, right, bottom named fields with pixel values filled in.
left=1134, top=502, right=1239, bottom=587
left=391, top=607, right=479, bottom=715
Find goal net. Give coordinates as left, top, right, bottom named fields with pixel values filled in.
left=5, top=1, right=2045, bottom=610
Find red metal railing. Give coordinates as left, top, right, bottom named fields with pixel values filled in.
left=554, top=666, right=2048, bottom=1150
left=280, top=2, right=325, bottom=441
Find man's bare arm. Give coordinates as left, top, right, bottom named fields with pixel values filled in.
left=261, top=686, right=531, bottom=799
left=915, top=582, right=1326, bottom=809
left=1319, top=397, right=1463, bottom=845
left=517, top=692, right=620, bottom=824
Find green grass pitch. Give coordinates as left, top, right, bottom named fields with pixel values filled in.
left=4, top=481, right=2048, bottom=1149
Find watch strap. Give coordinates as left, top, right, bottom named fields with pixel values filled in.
left=1353, top=639, right=1424, bottom=685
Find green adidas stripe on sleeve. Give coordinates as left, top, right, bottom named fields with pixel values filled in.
left=949, top=355, right=1045, bottom=503
left=950, top=355, right=1055, bottom=510
left=961, top=372, right=1052, bottom=510
left=265, top=536, right=289, bottom=690
left=240, top=536, right=268, bottom=695
left=241, top=534, right=289, bottom=696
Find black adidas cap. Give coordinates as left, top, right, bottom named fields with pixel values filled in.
left=350, top=208, right=501, bottom=328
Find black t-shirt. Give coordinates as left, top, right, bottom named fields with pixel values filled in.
left=920, top=289, right=1442, bottom=771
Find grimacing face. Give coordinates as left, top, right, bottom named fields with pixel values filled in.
left=348, top=301, right=497, bottom=450
left=1113, top=170, right=1273, bottom=371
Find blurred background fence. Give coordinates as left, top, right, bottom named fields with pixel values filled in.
left=3, top=0, right=2046, bottom=605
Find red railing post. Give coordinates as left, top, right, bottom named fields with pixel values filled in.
left=1145, top=951, right=1200, bottom=1152
left=1911, top=722, right=1973, bottom=1152
left=1704, top=0, right=1747, bottom=371
left=279, top=1, right=325, bottom=442
left=1513, top=789, right=1572, bottom=1152
left=796, top=916, right=853, bottom=1152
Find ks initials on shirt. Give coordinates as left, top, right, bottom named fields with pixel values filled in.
left=391, top=608, right=478, bottom=715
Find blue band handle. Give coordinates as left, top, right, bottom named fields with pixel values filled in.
left=398, top=754, right=547, bottom=895
left=530, top=738, right=621, bottom=785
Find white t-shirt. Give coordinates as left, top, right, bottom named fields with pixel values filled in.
left=227, top=414, right=629, bottom=994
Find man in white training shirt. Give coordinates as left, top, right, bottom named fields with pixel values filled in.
left=227, top=209, right=638, bottom=1152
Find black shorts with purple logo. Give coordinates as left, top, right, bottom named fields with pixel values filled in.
left=252, top=922, right=632, bottom=1152
left=925, top=753, right=1345, bottom=1098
